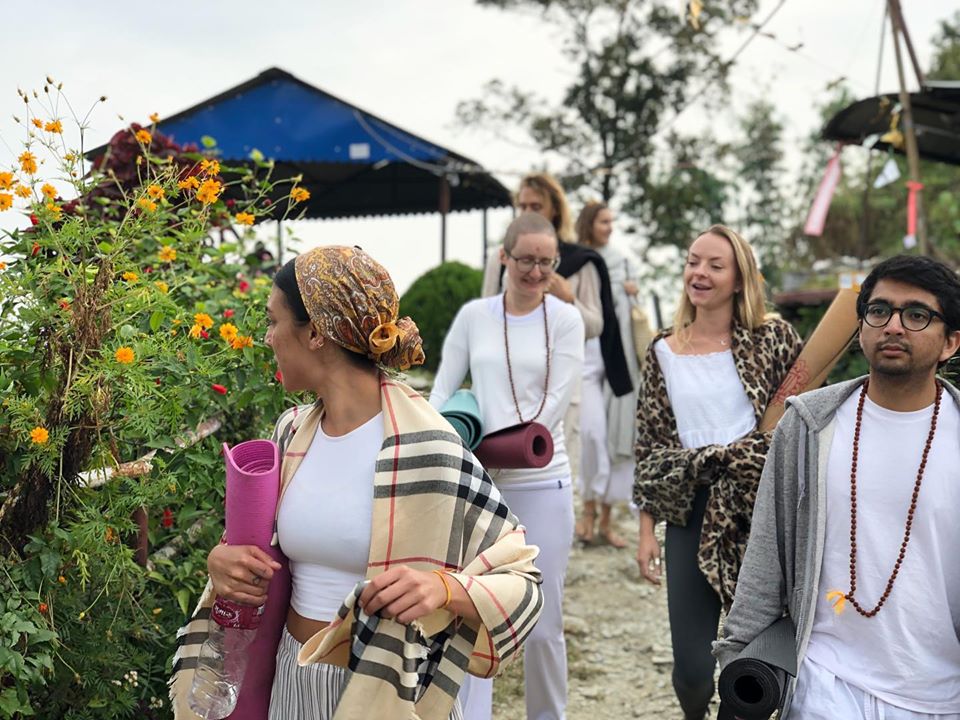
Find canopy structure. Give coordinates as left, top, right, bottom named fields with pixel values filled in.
left=91, top=67, right=513, bottom=261
left=822, top=81, right=960, bottom=166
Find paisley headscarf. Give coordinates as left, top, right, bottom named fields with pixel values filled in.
left=294, top=246, right=425, bottom=370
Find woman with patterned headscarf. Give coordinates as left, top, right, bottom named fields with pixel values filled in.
left=170, top=246, right=543, bottom=720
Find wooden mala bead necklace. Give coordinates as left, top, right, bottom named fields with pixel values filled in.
left=826, top=378, right=943, bottom=617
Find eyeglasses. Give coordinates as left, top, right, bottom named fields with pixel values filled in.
left=508, top=253, right=560, bottom=274
left=861, top=302, right=946, bottom=332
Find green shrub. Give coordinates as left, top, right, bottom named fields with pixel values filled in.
left=399, top=261, right=482, bottom=373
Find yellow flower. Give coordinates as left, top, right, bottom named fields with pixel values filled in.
left=44, top=120, right=63, bottom=134
left=219, top=323, right=238, bottom=342
left=196, top=179, right=222, bottom=204
left=149, top=112, right=160, bottom=123
left=194, top=313, right=214, bottom=330
left=0, top=194, right=12, bottom=211
left=30, top=426, right=49, bottom=445
left=188, top=323, right=203, bottom=339
left=19, top=151, right=38, bottom=175
left=135, top=129, right=152, bottom=144
left=46, top=203, right=62, bottom=219
left=31, top=118, right=43, bottom=129
left=0, top=172, right=13, bottom=190
left=137, top=198, right=157, bottom=213
left=15, top=185, right=31, bottom=199
left=290, top=186, right=310, bottom=203
left=122, top=271, right=139, bottom=282
left=154, top=281, right=169, bottom=294
left=177, top=176, right=200, bottom=191
left=64, top=153, right=77, bottom=162
left=231, top=334, right=254, bottom=350
left=200, top=159, right=220, bottom=176
left=114, top=346, right=135, bottom=364
left=234, top=211, right=255, bottom=226
left=41, top=183, right=57, bottom=199
left=158, top=246, right=176, bottom=263
left=147, top=184, right=165, bottom=199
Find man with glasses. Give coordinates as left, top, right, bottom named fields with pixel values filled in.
left=714, top=254, right=960, bottom=719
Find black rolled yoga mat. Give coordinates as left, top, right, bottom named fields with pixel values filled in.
left=717, top=616, right=797, bottom=720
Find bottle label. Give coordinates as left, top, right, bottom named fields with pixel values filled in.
left=211, top=597, right=264, bottom=630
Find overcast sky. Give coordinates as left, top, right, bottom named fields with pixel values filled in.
left=0, top=0, right=950, bottom=295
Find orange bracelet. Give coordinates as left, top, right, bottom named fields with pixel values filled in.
left=432, top=569, right=452, bottom=609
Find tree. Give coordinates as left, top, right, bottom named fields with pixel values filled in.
left=457, top=0, right=759, bottom=210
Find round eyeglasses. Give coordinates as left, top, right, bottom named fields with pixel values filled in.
left=508, top=253, right=560, bottom=274
left=861, top=302, right=946, bottom=332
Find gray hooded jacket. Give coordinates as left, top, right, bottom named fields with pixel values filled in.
left=712, top=375, right=960, bottom=717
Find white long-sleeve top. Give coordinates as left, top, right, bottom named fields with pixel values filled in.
left=430, top=294, right=585, bottom=485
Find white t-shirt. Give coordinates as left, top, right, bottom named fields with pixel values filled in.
left=806, top=390, right=960, bottom=713
left=276, top=412, right=382, bottom=622
left=429, top=294, right=585, bottom=486
left=654, top=340, right=755, bottom=449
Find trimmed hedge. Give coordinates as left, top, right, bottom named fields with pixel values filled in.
left=400, top=261, right=483, bottom=373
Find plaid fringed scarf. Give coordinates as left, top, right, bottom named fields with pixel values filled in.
left=170, top=376, right=543, bottom=719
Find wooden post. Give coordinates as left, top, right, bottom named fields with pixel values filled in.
left=133, top=507, right=149, bottom=567
left=888, top=0, right=927, bottom=254
left=891, top=0, right=926, bottom=88
left=276, top=220, right=284, bottom=266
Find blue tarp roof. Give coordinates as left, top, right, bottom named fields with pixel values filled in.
left=91, top=67, right=512, bottom=219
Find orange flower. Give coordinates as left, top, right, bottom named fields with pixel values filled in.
left=219, top=323, right=238, bottom=342
left=45, top=203, right=62, bottom=219
left=105, top=527, right=116, bottom=543
left=149, top=112, right=160, bottom=123
left=19, top=151, right=38, bottom=175
left=290, top=186, right=310, bottom=203
left=0, top=172, right=13, bottom=190
left=200, top=158, right=220, bottom=176
left=30, top=426, right=49, bottom=445
left=31, top=118, right=43, bottom=129
left=38, top=602, right=48, bottom=614
left=154, top=281, right=169, bottom=294
left=0, top=194, right=12, bottom=211
left=234, top=211, right=255, bottom=226
left=15, top=185, right=32, bottom=199
left=193, top=312, right=214, bottom=330
left=0, top=262, right=6, bottom=271
left=146, top=184, right=165, bottom=199
left=122, top=271, right=138, bottom=282
left=58, top=575, right=66, bottom=584
left=231, top=335, right=254, bottom=350
left=114, top=346, right=135, bottom=364
left=158, top=246, right=176, bottom=263
left=137, top=198, right=157, bottom=213
left=41, top=183, right=57, bottom=199
left=177, top=176, right=200, bottom=191
left=196, top=179, right=222, bottom=205
left=135, top=129, right=152, bottom=144
left=44, top=120, right=63, bottom=134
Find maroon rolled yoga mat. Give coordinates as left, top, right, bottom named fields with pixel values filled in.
left=474, top=421, right=554, bottom=469
left=222, top=439, right=290, bottom=720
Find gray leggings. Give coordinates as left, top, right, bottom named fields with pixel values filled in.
left=665, top=486, right=722, bottom=720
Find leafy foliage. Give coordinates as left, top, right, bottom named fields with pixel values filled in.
left=399, top=261, right=483, bottom=373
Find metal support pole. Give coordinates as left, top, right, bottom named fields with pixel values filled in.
left=276, top=220, right=283, bottom=266
left=482, top=209, right=488, bottom=267
left=439, top=176, right=450, bottom=264
left=888, top=0, right=927, bottom=254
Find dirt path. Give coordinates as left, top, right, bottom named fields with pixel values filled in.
left=491, top=503, right=719, bottom=720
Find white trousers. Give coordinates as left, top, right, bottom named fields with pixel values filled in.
left=579, top=341, right=632, bottom=505
left=791, top=657, right=960, bottom=720
left=460, top=477, right=574, bottom=720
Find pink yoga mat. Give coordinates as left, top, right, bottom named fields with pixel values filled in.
left=474, top=422, right=554, bottom=469
left=222, top=439, right=290, bottom=720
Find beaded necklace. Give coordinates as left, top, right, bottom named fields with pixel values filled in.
left=826, top=378, right=942, bottom=617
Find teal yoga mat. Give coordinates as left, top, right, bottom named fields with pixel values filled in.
left=440, top=389, right=484, bottom=450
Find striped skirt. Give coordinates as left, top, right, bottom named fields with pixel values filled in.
left=268, top=627, right=464, bottom=720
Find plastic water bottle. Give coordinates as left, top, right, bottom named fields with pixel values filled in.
left=188, top=597, right=262, bottom=719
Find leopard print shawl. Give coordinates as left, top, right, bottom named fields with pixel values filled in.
left=633, top=317, right=803, bottom=608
